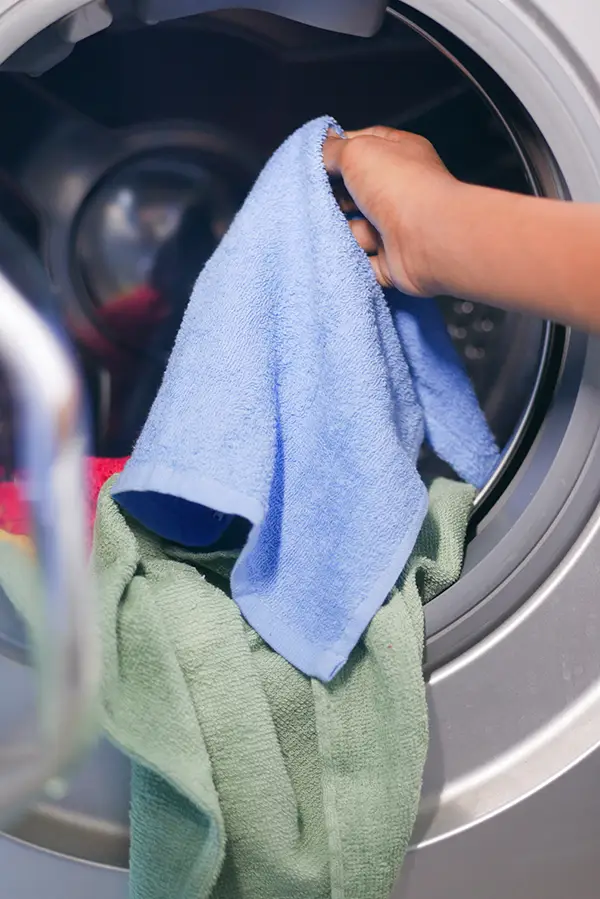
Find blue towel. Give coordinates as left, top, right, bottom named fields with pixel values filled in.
left=113, top=115, right=498, bottom=681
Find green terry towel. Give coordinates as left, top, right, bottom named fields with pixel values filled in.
left=95, top=476, right=475, bottom=899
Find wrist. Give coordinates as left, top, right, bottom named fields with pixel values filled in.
left=413, top=181, right=533, bottom=302
left=406, top=177, right=471, bottom=297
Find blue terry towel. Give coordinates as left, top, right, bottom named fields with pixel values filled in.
left=113, top=115, right=498, bottom=682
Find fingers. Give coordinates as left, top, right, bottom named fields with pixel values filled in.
left=349, top=217, right=379, bottom=255
left=322, top=132, right=345, bottom=177
left=344, top=125, right=406, bottom=143
left=369, top=253, right=395, bottom=290
left=331, top=178, right=356, bottom=216
left=323, top=126, right=391, bottom=175
left=323, top=125, right=414, bottom=178
left=324, top=130, right=381, bottom=256
left=322, top=125, right=396, bottom=290
left=323, top=125, right=408, bottom=177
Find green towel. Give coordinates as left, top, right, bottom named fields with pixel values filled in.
left=96, top=476, right=475, bottom=899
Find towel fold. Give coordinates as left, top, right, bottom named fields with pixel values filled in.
left=113, top=115, right=497, bottom=680
left=96, top=476, right=475, bottom=899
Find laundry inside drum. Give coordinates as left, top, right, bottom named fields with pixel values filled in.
left=0, top=0, right=570, bottom=868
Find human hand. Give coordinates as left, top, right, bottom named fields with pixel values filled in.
left=323, top=126, right=459, bottom=296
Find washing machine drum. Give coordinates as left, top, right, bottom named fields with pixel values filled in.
left=0, top=2, right=600, bottom=898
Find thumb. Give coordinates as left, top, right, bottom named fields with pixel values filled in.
left=344, top=125, right=405, bottom=142
left=322, top=131, right=347, bottom=177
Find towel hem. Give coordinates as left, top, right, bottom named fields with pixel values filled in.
left=233, top=486, right=429, bottom=682
left=113, top=463, right=264, bottom=533
left=113, top=465, right=429, bottom=682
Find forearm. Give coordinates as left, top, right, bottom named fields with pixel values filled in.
left=422, top=184, right=600, bottom=330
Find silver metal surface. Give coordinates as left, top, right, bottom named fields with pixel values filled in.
left=0, top=272, right=98, bottom=823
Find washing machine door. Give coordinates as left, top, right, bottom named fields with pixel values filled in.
left=0, top=0, right=599, bottom=897
left=0, top=222, right=98, bottom=825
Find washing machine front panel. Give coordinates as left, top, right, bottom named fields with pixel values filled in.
left=394, top=502, right=600, bottom=896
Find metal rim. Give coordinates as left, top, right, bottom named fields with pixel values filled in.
left=386, top=1, right=598, bottom=671
left=386, top=4, right=560, bottom=517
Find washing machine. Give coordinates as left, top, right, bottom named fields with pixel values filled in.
left=0, top=0, right=598, bottom=896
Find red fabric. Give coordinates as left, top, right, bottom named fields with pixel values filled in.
left=71, top=285, right=167, bottom=448
left=0, top=481, right=27, bottom=536
left=88, top=457, right=129, bottom=517
left=71, top=285, right=166, bottom=369
left=0, top=456, right=128, bottom=536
